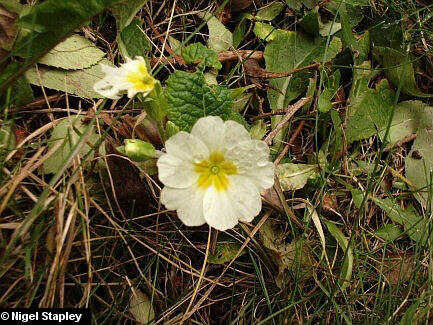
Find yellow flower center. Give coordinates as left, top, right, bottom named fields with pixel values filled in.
left=194, top=152, right=238, bottom=192
left=127, top=62, right=156, bottom=92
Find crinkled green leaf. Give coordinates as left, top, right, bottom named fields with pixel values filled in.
left=118, top=18, right=151, bottom=59
left=166, top=71, right=233, bottom=131
left=346, top=79, right=395, bottom=143
left=323, top=220, right=353, bottom=290
left=406, top=126, right=433, bottom=210
left=256, top=1, right=285, bottom=21
left=198, top=12, right=233, bottom=53
left=38, top=34, right=105, bottom=70
left=277, top=163, right=318, bottom=191
left=25, top=59, right=113, bottom=99
left=182, top=43, right=222, bottom=70
left=208, top=241, right=244, bottom=264
left=43, top=116, right=99, bottom=174
left=111, top=0, right=148, bottom=30
left=373, top=46, right=433, bottom=98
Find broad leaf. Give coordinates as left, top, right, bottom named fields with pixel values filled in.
left=346, top=79, right=394, bottom=143
left=405, top=126, right=433, bottom=211
left=379, top=100, right=433, bottom=146
left=373, top=46, right=433, bottom=98
left=198, top=12, right=233, bottom=53
left=25, top=59, right=113, bottom=99
left=129, top=287, right=155, bottom=324
left=260, top=220, right=314, bottom=288
left=38, top=34, right=105, bottom=70
left=111, top=0, right=148, bottom=30
left=181, top=43, right=222, bottom=70
left=118, top=18, right=151, bottom=59
left=166, top=71, right=233, bottom=131
left=277, top=163, right=318, bottom=191
left=372, top=196, right=429, bottom=245
left=208, top=240, right=244, bottom=264
left=256, top=2, right=285, bottom=21
left=43, top=116, right=99, bottom=174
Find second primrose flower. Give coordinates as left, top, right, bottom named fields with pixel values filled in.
left=157, top=116, right=275, bottom=231
left=93, top=56, right=156, bottom=99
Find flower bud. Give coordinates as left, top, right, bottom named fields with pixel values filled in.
left=124, top=139, right=156, bottom=162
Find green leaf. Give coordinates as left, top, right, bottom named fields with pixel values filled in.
left=256, top=1, right=285, bottom=21
left=208, top=241, right=244, bottom=264
left=0, top=120, right=15, bottom=151
left=286, top=0, right=319, bottom=10
left=181, top=43, right=222, bottom=70
left=1, top=0, right=25, bottom=14
left=197, top=12, right=233, bottom=53
left=264, top=31, right=341, bottom=143
left=253, top=22, right=281, bottom=41
left=346, top=79, right=395, bottom=143
left=233, top=18, right=246, bottom=48
left=299, top=7, right=340, bottom=37
left=0, top=62, right=34, bottom=106
left=405, top=126, right=433, bottom=210
left=168, top=36, right=183, bottom=55
left=378, top=100, right=433, bottom=146
left=129, top=287, right=155, bottom=324
left=260, top=220, right=314, bottom=288
left=371, top=196, right=429, bottom=245
left=373, top=46, right=433, bottom=98
left=38, top=34, right=105, bottom=70
left=319, top=20, right=341, bottom=37
left=277, top=163, right=318, bottom=191
left=118, top=18, right=151, bottom=59
left=25, top=59, right=113, bottom=99
left=166, top=71, right=233, bottom=131
left=375, top=224, right=402, bottom=242
left=250, top=120, right=268, bottom=140
left=13, top=0, right=118, bottom=59
left=0, top=1, right=20, bottom=53
left=339, top=2, right=358, bottom=53
left=111, top=0, right=148, bottom=30
left=323, top=220, right=353, bottom=290
left=264, top=31, right=342, bottom=112
left=43, top=116, right=99, bottom=174
left=318, top=88, right=334, bottom=113
left=124, top=139, right=156, bottom=162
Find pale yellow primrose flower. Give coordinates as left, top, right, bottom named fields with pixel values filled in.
left=157, top=116, right=275, bottom=231
left=93, top=56, right=156, bottom=99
